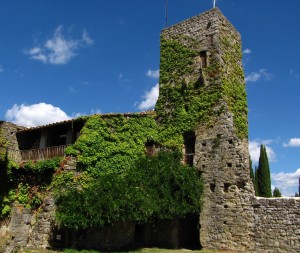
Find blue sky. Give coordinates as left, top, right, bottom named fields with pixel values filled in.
left=0, top=0, right=299, bottom=196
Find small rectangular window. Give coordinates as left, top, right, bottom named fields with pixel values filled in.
left=200, top=51, right=207, bottom=68
left=145, top=141, right=156, bottom=156
left=183, top=132, right=195, bottom=166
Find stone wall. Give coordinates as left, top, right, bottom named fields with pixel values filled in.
left=195, top=110, right=255, bottom=252
left=251, top=197, right=300, bottom=253
left=0, top=121, right=24, bottom=162
left=2, top=197, right=56, bottom=253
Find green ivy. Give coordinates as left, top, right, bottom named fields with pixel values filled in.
left=0, top=156, right=63, bottom=217
left=155, top=37, right=223, bottom=148
left=21, top=156, right=63, bottom=173
left=54, top=151, right=202, bottom=229
left=66, top=114, right=158, bottom=173
left=0, top=128, right=7, bottom=164
left=220, top=35, right=248, bottom=139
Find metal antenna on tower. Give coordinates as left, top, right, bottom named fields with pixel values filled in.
left=213, top=0, right=216, bottom=8
left=165, top=0, right=168, bottom=28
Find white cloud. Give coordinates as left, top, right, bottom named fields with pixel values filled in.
left=137, top=84, right=159, bottom=111
left=0, top=65, right=4, bottom=73
left=90, top=109, right=102, bottom=114
left=289, top=68, right=299, bottom=78
left=243, top=48, right=251, bottom=54
left=249, top=140, right=276, bottom=163
left=5, top=103, right=71, bottom=127
left=82, top=30, right=94, bottom=45
left=283, top=138, right=300, bottom=147
left=146, top=69, right=160, bottom=79
left=69, top=86, right=76, bottom=93
left=272, top=169, right=300, bottom=196
left=245, top=69, right=271, bottom=82
left=25, top=26, right=93, bottom=65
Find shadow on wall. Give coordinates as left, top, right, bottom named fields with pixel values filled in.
left=50, top=215, right=200, bottom=251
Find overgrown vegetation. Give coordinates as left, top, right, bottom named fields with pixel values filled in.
left=0, top=156, right=63, bottom=218
left=54, top=115, right=202, bottom=229
left=156, top=38, right=223, bottom=148
left=220, top=34, right=248, bottom=139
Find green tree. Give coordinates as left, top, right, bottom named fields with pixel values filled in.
left=254, top=166, right=259, bottom=196
left=257, top=145, right=272, bottom=197
left=250, top=159, right=258, bottom=195
left=273, top=187, right=282, bottom=197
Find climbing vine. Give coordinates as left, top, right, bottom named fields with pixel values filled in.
left=65, top=114, right=158, bottom=173
left=0, top=128, right=7, bottom=164
left=54, top=150, right=202, bottom=229
left=220, top=34, right=248, bottom=139
left=53, top=114, right=203, bottom=229
left=155, top=37, right=223, bottom=148
left=0, top=156, right=63, bottom=218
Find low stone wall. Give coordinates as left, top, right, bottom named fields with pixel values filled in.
left=2, top=197, right=56, bottom=253
left=251, top=197, right=300, bottom=253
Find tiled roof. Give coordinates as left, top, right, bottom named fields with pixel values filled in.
left=17, top=111, right=156, bottom=133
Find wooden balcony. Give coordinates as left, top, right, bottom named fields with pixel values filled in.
left=8, top=145, right=68, bottom=162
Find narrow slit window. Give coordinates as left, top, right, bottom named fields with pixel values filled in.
left=200, top=51, right=207, bottom=68
left=183, top=132, right=195, bottom=166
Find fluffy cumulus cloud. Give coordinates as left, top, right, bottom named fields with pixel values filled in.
left=283, top=138, right=300, bottom=147
left=137, top=84, right=159, bottom=111
left=245, top=69, right=271, bottom=82
left=243, top=48, right=252, bottom=54
left=24, top=26, right=93, bottom=65
left=146, top=69, right=160, bottom=79
left=249, top=139, right=276, bottom=163
left=271, top=169, right=300, bottom=196
left=5, top=103, right=71, bottom=127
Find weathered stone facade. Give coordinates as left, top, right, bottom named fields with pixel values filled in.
left=0, top=121, right=24, bottom=162
left=251, top=197, right=300, bottom=253
left=2, top=197, right=56, bottom=253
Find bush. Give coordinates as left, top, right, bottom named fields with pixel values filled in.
left=54, top=151, right=203, bottom=229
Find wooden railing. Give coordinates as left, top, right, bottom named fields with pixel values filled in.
left=8, top=145, right=68, bottom=162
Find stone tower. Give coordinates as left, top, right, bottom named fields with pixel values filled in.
left=156, top=8, right=255, bottom=252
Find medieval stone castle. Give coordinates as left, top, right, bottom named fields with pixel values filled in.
left=0, top=8, right=299, bottom=253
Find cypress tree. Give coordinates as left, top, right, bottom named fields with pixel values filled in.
left=249, top=159, right=258, bottom=195
left=254, top=165, right=259, bottom=196
left=257, top=145, right=272, bottom=197
left=273, top=187, right=282, bottom=197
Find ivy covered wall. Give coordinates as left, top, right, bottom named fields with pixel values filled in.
left=54, top=114, right=202, bottom=229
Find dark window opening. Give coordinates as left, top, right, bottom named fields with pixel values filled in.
left=200, top=51, right=207, bottom=68
left=228, top=139, right=233, bottom=145
left=224, top=183, right=231, bottom=193
left=183, top=132, right=195, bottom=166
left=210, top=183, right=216, bottom=192
left=145, top=141, right=156, bottom=156
left=237, top=181, right=246, bottom=190
left=227, top=163, right=232, bottom=168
